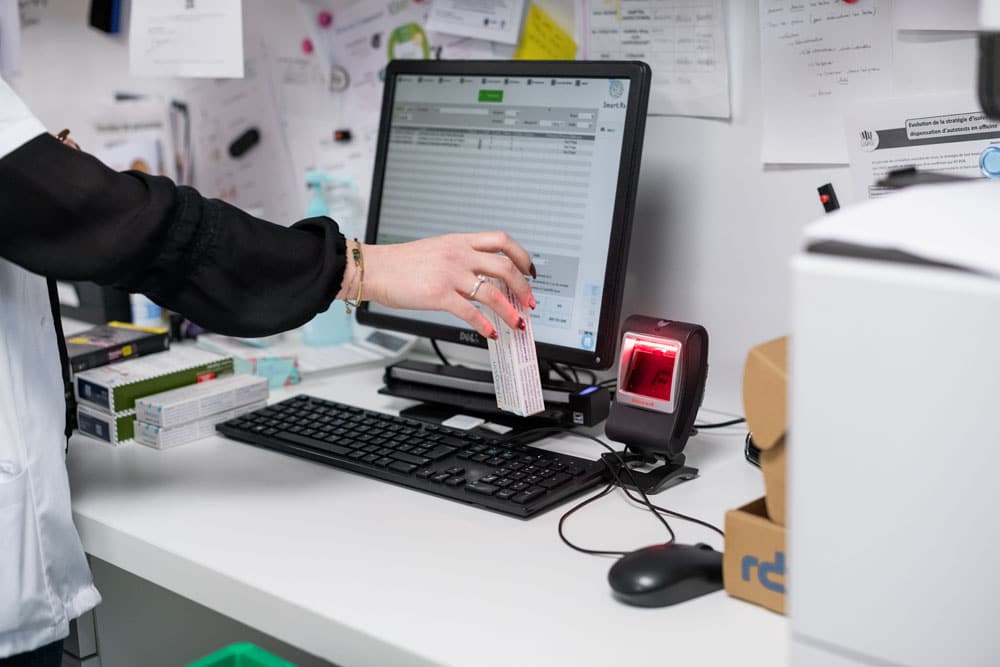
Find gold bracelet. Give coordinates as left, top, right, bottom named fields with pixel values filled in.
left=344, top=238, right=365, bottom=315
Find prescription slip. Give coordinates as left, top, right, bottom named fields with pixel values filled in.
left=483, top=278, right=545, bottom=417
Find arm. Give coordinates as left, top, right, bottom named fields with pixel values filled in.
left=0, top=133, right=347, bottom=337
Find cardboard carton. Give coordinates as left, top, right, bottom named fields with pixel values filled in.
left=723, top=498, right=786, bottom=614
left=741, top=336, right=788, bottom=526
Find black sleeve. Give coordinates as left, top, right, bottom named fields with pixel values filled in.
left=0, top=133, right=347, bottom=337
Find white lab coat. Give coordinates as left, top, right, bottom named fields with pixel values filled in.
left=0, top=77, right=101, bottom=657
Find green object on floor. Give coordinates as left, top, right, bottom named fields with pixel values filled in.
left=185, top=642, right=298, bottom=667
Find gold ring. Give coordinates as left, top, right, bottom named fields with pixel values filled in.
left=468, top=274, right=487, bottom=299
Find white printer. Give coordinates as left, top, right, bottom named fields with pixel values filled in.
left=789, top=180, right=1000, bottom=666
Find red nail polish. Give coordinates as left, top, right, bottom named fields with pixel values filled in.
left=489, top=330, right=499, bottom=340
left=529, top=298, right=537, bottom=310
left=518, top=318, right=526, bottom=330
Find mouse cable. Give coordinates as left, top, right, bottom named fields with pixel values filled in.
left=516, top=426, right=725, bottom=541
left=557, top=482, right=631, bottom=556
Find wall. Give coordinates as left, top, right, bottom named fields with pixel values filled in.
left=10, top=1, right=978, bottom=412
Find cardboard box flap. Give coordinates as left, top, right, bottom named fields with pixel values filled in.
left=742, top=336, right=787, bottom=451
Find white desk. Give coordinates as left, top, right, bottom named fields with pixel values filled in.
left=66, top=364, right=788, bottom=667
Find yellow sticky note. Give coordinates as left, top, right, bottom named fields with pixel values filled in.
left=514, top=4, right=576, bottom=61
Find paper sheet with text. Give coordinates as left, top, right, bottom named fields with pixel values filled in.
left=760, top=0, right=892, bottom=164
left=580, top=0, right=731, bottom=118
left=845, top=94, right=1000, bottom=199
left=0, top=0, right=21, bottom=79
left=129, top=0, right=245, bottom=79
left=426, top=0, right=527, bottom=45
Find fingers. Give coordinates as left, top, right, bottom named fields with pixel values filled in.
left=444, top=294, right=498, bottom=340
left=472, top=280, right=525, bottom=332
left=467, top=231, right=535, bottom=280
left=477, top=254, right=535, bottom=311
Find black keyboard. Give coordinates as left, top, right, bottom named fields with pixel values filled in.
left=216, top=395, right=607, bottom=518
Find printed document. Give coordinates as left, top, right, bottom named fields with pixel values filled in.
left=426, top=0, right=527, bottom=45
left=0, top=0, right=20, bottom=79
left=129, top=0, right=245, bottom=78
left=845, top=94, right=1000, bottom=199
left=580, top=0, right=730, bottom=118
left=760, top=0, right=892, bottom=164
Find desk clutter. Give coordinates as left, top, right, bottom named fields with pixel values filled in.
left=69, top=326, right=269, bottom=448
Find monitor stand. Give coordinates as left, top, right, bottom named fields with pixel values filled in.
left=379, top=359, right=611, bottom=443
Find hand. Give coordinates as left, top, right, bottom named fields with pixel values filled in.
left=342, top=232, right=537, bottom=339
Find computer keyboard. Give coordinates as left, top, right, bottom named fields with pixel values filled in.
left=216, top=395, right=608, bottom=518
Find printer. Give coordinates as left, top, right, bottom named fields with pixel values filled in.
left=789, top=180, right=1000, bottom=666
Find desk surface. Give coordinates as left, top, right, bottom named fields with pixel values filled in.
left=66, top=363, right=788, bottom=667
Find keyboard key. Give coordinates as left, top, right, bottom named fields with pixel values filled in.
left=480, top=474, right=499, bottom=484
left=416, top=468, right=435, bottom=479
left=471, top=454, right=489, bottom=463
left=362, top=454, right=380, bottom=464
left=510, top=482, right=529, bottom=492
left=425, top=445, right=458, bottom=461
left=541, top=473, right=572, bottom=489
left=512, top=488, right=545, bottom=504
left=446, top=467, right=465, bottom=476
left=431, top=473, right=451, bottom=483
left=391, top=451, right=432, bottom=466
left=496, top=489, right=518, bottom=500
left=465, top=481, right=499, bottom=495
left=445, top=476, right=465, bottom=487
left=389, top=461, right=418, bottom=474
left=276, top=432, right=352, bottom=457
left=440, top=436, right=467, bottom=449
left=376, top=457, right=394, bottom=468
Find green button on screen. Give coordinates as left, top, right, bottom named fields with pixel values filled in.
left=478, top=90, right=503, bottom=102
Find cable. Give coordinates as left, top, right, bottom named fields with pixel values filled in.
left=693, top=417, right=746, bottom=429
left=430, top=339, right=451, bottom=366
left=557, top=483, right=629, bottom=556
left=527, top=426, right=725, bottom=549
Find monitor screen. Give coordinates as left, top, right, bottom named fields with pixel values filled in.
left=358, top=60, right=649, bottom=370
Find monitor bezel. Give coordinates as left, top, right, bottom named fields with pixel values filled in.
left=357, top=59, right=650, bottom=370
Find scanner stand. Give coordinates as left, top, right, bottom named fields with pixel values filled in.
left=603, top=450, right=699, bottom=495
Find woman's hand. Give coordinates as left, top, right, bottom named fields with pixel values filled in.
left=339, top=232, right=537, bottom=339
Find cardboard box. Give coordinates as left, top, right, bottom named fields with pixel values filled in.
left=723, top=498, right=786, bottom=614
left=742, top=336, right=788, bottom=526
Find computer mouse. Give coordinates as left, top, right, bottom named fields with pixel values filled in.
left=608, top=542, right=723, bottom=608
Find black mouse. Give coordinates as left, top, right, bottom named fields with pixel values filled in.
left=608, top=542, right=723, bottom=607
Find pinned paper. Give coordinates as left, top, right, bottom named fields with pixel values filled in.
left=0, top=0, right=21, bottom=79
left=514, top=3, right=575, bottom=61
left=129, top=0, right=245, bottom=78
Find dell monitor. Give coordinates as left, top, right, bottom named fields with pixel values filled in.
left=357, top=59, right=650, bottom=426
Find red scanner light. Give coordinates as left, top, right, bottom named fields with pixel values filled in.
left=621, top=338, right=681, bottom=403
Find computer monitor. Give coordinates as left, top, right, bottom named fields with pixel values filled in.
left=358, top=60, right=650, bottom=373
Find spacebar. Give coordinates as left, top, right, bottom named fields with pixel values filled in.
left=275, top=432, right=352, bottom=457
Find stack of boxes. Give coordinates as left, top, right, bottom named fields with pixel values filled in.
left=74, top=347, right=236, bottom=446
left=133, top=374, right=269, bottom=449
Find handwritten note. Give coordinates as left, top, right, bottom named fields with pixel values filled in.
left=760, top=0, right=892, bottom=164
left=514, top=3, right=576, bottom=60
left=580, top=0, right=731, bottom=118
